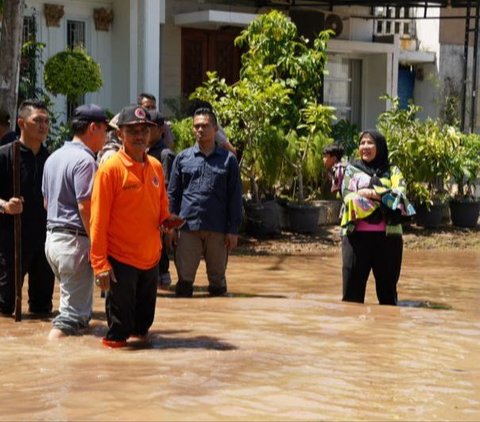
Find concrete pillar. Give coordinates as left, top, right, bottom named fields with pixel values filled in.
left=142, top=0, right=162, bottom=101
left=129, top=0, right=139, bottom=102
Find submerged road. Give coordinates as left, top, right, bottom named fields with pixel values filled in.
left=0, top=250, right=479, bottom=421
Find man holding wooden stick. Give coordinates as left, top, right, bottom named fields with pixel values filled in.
left=0, top=100, right=54, bottom=317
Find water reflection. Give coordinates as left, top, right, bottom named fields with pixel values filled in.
left=0, top=250, right=478, bottom=421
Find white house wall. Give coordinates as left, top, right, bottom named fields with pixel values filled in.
left=363, top=54, right=390, bottom=129
left=142, top=1, right=161, bottom=101
left=25, top=0, right=113, bottom=120
left=328, top=38, right=397, bottom=130
left=414, top=42, right=464, bottom=123
left=110, top=0, right=130, bottom=113
left=23, top=0, right=165, bottom=120
left=161, top=22, right=181, bottom=113
left=108, top=0, right=165, bottom=114
left=17, top=1, right=471, bottom=128
left=349, top=17, right=374, bottom=43
left=409, top=6, right=441, bottom=120
left=415, top=7, right=440, bottom=58
left=413, top=62, right=439, bottom=120
left=439, top=43, right=477, bottom=127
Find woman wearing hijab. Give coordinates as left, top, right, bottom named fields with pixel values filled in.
left=340, top=130, right=415, bottom=305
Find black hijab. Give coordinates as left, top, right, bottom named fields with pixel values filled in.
left=352, top=129, right=390, bottom=178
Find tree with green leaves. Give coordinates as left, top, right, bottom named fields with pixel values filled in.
left=193, top=66, right=291, bottom=202
left=43, top=47, right=103, bottom=106
left=191, top=10, right=333, bottom=203
left=378, top=96, right=460, bottom=205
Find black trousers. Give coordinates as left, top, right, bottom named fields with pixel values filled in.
left=105, top=256, right=158, bottom=341
left=342, top=231, right=403, bottom=305
left=158, top=233, right=169, bottom=275
left=0, top=246, right=54, bottom=315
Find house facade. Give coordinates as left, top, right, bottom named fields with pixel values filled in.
left=23, top=0, right=165, bottom=118
left=18, top=0, right=477, bottom=132
left=164, top=2, right=400, bottom=130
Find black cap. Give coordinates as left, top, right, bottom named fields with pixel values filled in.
left=72, top=104, right=109, bottom=123
left=117, top=105, right=154, bottom=126
left=148, top=110, right=165, bottom=126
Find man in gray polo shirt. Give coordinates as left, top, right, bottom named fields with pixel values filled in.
left=42, top=104, right=108, bottom=339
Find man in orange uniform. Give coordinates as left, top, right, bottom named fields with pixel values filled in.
left=90, top=105, right=180, bottom=348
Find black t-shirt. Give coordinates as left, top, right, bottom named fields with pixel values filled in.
left=0, top=142, right=49, bottom=252
left=0, top=131, right=17, bottom=146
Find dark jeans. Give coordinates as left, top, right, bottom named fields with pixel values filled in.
left=105, top=256, right=158, bottom=341
left=0, top=247, right=54, bottom=315
left=342, top=231, right=403, bottom=305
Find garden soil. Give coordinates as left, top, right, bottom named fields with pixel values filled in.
left=236, top=224, right=480, bottom=255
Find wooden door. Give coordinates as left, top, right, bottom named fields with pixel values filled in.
left=182, top=28, right=241, bottom=97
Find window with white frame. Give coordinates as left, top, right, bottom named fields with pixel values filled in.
left=67, top=20, right=86, bottom=116
left=374, top=6, right=414, bottom=39
left=324, top=57, right=362, bottom=127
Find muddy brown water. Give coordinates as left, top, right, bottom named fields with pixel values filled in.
left=0, top=250, right=479, bottom=421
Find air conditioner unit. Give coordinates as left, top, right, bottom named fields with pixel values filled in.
left=290, top=10, right=350, bottom=42
left=325, top=13, right=345, bottom=38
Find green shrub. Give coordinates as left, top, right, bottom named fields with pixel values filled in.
left=170, top=117, right=195, bottom=152
left=44, top=47, right=103, bottom=102
left=378, top=96, right=460, bottom=205
left=331, top=119, right=359, bottom=159
left=450, top=133, right=480, bottom=198
left=190, top=10, right=332, bottom=202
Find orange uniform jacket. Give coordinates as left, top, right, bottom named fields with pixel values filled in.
left=90, top=149, right=170, bottom=275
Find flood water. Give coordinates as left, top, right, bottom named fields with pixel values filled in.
left=0, top=250, right=479, bottom=421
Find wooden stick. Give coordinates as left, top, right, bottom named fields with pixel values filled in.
left=13, top=141, right=22, bottom=322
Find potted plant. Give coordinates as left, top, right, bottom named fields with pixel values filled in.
left=190, top=10, right=333, bottom=236
left=378, top=97, right=459, bottom=228
left=283, top=101, right=335, bottom=233
left=191, top=68, right=291, bottom=236
left=236, top=11, right=332, bottom=234
left=408, top=122, right=458, bottom=228
left=448, top=133, right=480, bottom=227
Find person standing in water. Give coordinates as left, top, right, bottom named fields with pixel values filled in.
left=340, top=130, right=415, bottom=305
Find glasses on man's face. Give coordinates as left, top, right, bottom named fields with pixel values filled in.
left=123, top=126, right=150, bottom=136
